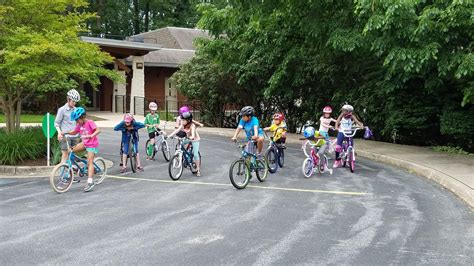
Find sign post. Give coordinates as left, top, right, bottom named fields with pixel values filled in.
left=42, top=113, right=57, bottom=166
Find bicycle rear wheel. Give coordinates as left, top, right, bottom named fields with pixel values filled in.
left=169, top=154, right=183, bottom=180
left=317, top=155, right=327, bottom=174
left=93, top=157, right=107, bottom=184
left=50, top=164, right=73, bottom=193
left=161, top=140, right=171, bottom=162
left=145, top=139, right=156, bottom=159
left=229, top=159, right=250, bottom=189
left=302, top=158, right=314, bottom=178
left=255, top=158, right=269, bottom=182
left=265, top=147, right=278, bottom=174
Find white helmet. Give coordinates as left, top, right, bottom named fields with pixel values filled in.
left=149, top=102, right=158, bottom=111
left=341, top=104, right=353, bottom=112
left=67, top=89, right=80, bottom=102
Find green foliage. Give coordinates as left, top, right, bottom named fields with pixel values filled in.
left=0, top=114, right=43, bottom=123
left=431, top=146, right=471, bottom=155
left=0, top=127, right=46, bottom=165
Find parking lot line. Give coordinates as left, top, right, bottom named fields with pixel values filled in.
left=107, top=175, right=368, bottom=196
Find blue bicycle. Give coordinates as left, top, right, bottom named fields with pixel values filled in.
left=229, top=140, right=269, bottom=189
left=50, top=137, right=107, bottom=193
left=168, top=137, right=201, bottom=180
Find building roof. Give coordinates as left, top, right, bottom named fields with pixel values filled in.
left=126, top=48, right=195, bottom=68
left=131, top=27, right=210, bottom=50
left=81, top=36, right=161, bottom=51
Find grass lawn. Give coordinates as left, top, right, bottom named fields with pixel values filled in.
left=0, top=114, right=105, bottom=123
left=0, top=114, right=43, bottom=123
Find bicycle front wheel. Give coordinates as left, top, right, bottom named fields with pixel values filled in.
left=265, top=147, right=278, bottom=174
left=169, top=154, right=183, bottom=180
left=161, top=140, right=171, bottom=162
left=317, top=155, right=327, bottom=174
left=229, top=159, right=250, bottom=189
left=129, top=142, right=137, bottom=173
left=93, top=157, right=107, bottom=184
left=349, top=149, right=355, bottom=173
left=255, top=158, right=269, bottom=182
left=145, top=139, right=156, bottom=159
left=50, top=163, right=73, bottom=193
left=278, top=148, right=285, bottom=168
left=302, top=158, right=314, bottom=178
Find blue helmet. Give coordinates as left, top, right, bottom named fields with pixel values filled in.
left=71, top=107, right=86, bottom=121
left=303, top=126, right=315, bottom=138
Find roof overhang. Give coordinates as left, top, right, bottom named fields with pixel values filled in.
left=81, top=36, right=161, bottom=59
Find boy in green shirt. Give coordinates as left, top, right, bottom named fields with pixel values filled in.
left=145, top=102, right=163, bottom=160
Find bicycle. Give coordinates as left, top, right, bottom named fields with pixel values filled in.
left=301, top=138, right=332, bottom=177
left=264, top=132, right=285, bottom=174
left=145, top=122, right=171, bottom=162
left=338, top=127, right=361, bottom=173
left=229, top=140, right=269, bottom=189
left=50, top=137, right=107, bottom=193
left=168, top=137, right=201, bottom=180
left=120, top=130, right=138, bottom=173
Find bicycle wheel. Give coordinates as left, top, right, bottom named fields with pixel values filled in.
left=265, top=147, right=278, bottom=174
left=229, top=159, right=250, bottom=189
left=302, top=158, right=314, bottom=178
left=50, top=163, right=73, bottom=193
left=93, top=157, right=107, bottom=184
left=349, top=149, right=355, bottom=173
left=128, top=142, right=137, bottom=173
left=145, top=139, right=156, bottom=159
left=190, top=152, right=202, bottom=174
left=169, top=154, right=183, bottom=180
left=255, top=158, right=269, bottom=182
left=161, top=140, right=171, bottom=162
left=317, top=155, right=327, bottom=174
left=278, top=148, right=285, bottom=168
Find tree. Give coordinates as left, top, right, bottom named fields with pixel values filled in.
left=0, top=0, right=122, bottom=133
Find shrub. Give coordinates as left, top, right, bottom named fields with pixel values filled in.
left=0, top=127, right=47, bottom=165
left=431, top=146, right=471, bottom=155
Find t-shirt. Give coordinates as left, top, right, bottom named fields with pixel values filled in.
left=75, top=120, right=99, bottom=148
left=340, top=117, right=353, bottom=131
left=54, top=103, right=78, bottom=137
left=319, top=117, right=335, bottom=132
left=268, top=121, right=287, bottom=141
left=144, top=113, right=160, bottom=133
left=181, top=124, right=200, bottom=141
left=308, top=131, right=326, bottom=147
left=238, top=116, right=264, bottom=140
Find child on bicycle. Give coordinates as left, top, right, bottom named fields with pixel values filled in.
left=333, top=104, right=364, bottom=168
left=319, top=106, right=337, bottom=140
left=231, top=106, right=265, bottom=158
left=303, top=126, right=332, bottom=175
left=145, top=102, right=164, bottom=160
left=176, top=105, right=204, bottom=129
left=67, top=107, right=101, bottom=192
left=263, top=112, right=287, bottom=147
left=169, top=112, right=201, bottom=176
left=114, top=113, right=145, bottom=172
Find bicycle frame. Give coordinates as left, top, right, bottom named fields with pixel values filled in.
left=340, top=128, right=360, bottom=158
left=174, top=138, right=195, bottom=167
left=63, top=137, right=101, bottom=179
left=236, top=140, right=259, bottom=168
left=149, top=122, right=168, bottom=151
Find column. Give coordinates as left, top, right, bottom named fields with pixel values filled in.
left=129, top=56, right=145, bottom=116
left=113, top=60, right=127, bottom=113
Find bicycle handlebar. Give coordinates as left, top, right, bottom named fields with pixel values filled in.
left=342, top=127, right=361, bottom=138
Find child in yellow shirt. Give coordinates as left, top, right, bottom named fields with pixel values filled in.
left=264, top=113, right=287, bottom=147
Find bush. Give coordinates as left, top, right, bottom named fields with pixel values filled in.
left=431, top=146, right=471, bottom=155
left=0, top=127, right=47, bottom=165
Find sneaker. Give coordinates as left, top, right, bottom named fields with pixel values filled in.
left=257, top=153, right=263, bottom=160
left=120, top=167, right=127, bottom=173
left=72, top=178, right=80, bottom=184
left=196, top=170, right=201, bottom=177
left=83, top=182, right=95, bottom=192
left=328, top=168, right=333, bottom=175
left=137, top=166, right=144, bottom=171
left=333, top=159, right=341, bottom=168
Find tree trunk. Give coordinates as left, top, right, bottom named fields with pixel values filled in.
left=133, top=0, right=140, bottom=34
left=15, top=99, right=21, bottom=131
left=144, top=0, right=150, bottom=32
left=7, top=102, right=15, bottom=134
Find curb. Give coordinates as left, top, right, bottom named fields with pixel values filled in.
left=0, top=159, right=114, bottom=179
left=357, top=150, right=473, bottom=208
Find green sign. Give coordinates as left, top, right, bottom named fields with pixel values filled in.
left=42, top=113, right=57, bottom=138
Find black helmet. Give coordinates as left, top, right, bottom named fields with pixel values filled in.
left=181, top=111, right=193, bottom=121
left=239, top=106, right=255, bottom=116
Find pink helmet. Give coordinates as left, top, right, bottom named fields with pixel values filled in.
left=323, top=106, right=332, bottom=113
left=179, top=106, right=190, bottom=114
left=124, top=113, right=134, bottom=123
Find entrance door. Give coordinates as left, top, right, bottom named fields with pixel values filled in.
left=165, top=77, right=177, bottom=113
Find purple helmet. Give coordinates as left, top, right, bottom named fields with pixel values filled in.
left=179, top=106, right=190, bottom=114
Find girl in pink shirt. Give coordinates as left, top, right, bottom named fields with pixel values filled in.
left=319, top=106, right=337, bottom=140
left=67, top=107, right=101, bottom=192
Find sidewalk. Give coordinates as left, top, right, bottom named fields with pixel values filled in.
left=196, top=127, right=474, bottom=208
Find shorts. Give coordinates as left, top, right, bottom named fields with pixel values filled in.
left=148, top=129, right=161, bottom=139
left=320, top=131, right=329, bottom=140
left=86, top=147, right=99, bottom=154
left=60, top=136, right=81, bottom=151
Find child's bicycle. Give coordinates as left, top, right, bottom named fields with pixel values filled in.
left=339, top=127, right=361, bottom=173
left=119, top=130, right=139, bottom=173
left=168, top=137, right=201, bottom=180
left=264, top=132, right=285, bottom=174
left=50, top=137, right=107, bottom=193
left=301, top=138, right=332, bottom=177
left=145, top=122, right=171, bottom=162
left=229, top=140, right=269, bottom=189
